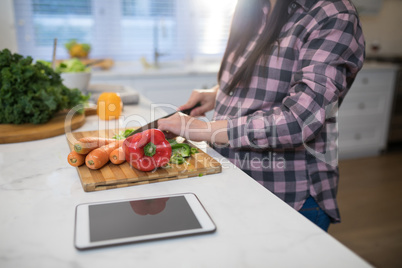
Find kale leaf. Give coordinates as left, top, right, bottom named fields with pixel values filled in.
left=0, top=49, right=89, bottom=124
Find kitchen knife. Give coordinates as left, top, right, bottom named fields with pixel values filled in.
left=126, top=102, right=201, bottom=137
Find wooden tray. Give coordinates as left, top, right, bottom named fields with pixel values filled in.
left=0, top=113, right=85, bottom=144
left=66, top=129, right=222, bottom=192
left=0, top=107, right=97, bottom=144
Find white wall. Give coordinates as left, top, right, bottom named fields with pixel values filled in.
left=359, top=0, right=402, bottom=56
left=0, top=0, right=18, bottom=52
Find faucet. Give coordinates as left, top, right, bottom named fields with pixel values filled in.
left=153, top=20, right=167, bottom=68
left=154, top=48, right=165, bottom=68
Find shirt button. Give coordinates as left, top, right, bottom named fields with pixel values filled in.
left=291, top=2, right=297, bottom=9
left=229, top=91, right=233, bottom=96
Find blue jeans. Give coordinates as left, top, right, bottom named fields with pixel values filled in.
left=299, top=196, right=331, bottom=232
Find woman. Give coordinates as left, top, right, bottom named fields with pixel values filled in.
left=158, top=0, right=365, bottom=231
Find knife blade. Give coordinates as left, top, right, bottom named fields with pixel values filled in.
left=126, top=102, right=201, bottom=137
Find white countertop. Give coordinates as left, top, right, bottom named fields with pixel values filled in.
left=0, top=96, right=372, bottom=268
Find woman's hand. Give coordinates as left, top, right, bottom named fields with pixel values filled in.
left=179, top=85, right=219, bottom=117
left=158, top=85, right=228, bottom=143
left=158, top=113, right=208, bottom=142
left=158, top=113, right=229, bottom=144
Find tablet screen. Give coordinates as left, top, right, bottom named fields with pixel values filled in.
left=88, top=195, right=202, bottom=242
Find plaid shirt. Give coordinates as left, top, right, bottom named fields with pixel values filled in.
left=213, top=0, right=365, bottom=222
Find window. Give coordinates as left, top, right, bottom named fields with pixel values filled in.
left=13, top=0, right=236, bottom=62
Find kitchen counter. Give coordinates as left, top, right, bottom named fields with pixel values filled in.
left=91, top=60, right=221, bottom=79
left=0, top=95, right=372, bottom=268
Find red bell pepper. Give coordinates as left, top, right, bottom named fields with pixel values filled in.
left=123, top=129, right=172, bottom=172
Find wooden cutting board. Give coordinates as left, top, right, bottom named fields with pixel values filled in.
left=0, top=107, right=97, bottom=144
left=66, top=129, right=222, bottom=192
left=0, top=112, right=85, bottom=144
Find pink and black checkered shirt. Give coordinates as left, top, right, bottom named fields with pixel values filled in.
left=212, top=0, right=365, bottom=222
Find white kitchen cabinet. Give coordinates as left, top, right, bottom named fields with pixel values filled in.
left=338, top=63, right=398, bottom=159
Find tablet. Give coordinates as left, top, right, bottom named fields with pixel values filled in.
left=74, top=193, right=216, bottom=250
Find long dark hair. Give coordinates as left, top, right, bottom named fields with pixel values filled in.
left=218, top=0, right=293, bottom=93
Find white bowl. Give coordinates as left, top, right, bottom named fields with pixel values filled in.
left=61, top=72, right=91, bottom=93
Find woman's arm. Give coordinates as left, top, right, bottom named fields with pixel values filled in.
left=158, top=113, right=228, bottom=143
left=158, top=85, right=227, bottom=143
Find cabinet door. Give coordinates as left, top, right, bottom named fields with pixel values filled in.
left=338, top=66, right=397, bottom=159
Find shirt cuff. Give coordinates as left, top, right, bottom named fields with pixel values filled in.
left=227, top=113, right=269, bottom=149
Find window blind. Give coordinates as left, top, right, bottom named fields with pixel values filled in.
left=13, top=0, right=236, bottom=62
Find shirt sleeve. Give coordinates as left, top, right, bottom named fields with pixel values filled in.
left=227, top=12, right=365, bottom=150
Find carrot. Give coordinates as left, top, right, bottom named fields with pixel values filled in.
left=67, top=151, right=86, bottom=167
left=73, top=137, right=115, bottom=154
left=110, top=146, right=125, bottom=165
left=85, top=140, right=124, bottom=169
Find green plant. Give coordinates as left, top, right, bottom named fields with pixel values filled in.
left=0, top=49, right=89, bottom=124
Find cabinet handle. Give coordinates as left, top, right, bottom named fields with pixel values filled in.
left=358, top=102, right=365, bottom=110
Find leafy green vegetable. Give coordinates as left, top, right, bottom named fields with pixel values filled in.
left=113, top=129, right=135, bottom=140
left=0, top=49, right=90, bottom=124
left=37, top=58, right=89, bottom=73
left=36, top=59, right=52, bottom=68
left=37, top=58, right=90, bottom=73
left=57, top=58, right=90, bottom=73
